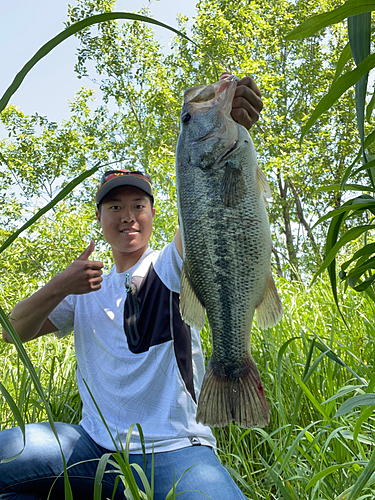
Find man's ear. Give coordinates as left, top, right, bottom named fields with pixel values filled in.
left=95, top=209, right=101, bottom=226
left=152, top=208, right=156, bottom=219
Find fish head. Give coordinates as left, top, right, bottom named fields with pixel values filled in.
left=178, top=75, right=239, bottom=170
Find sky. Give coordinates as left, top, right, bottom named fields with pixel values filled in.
left=0, top=0, right=198, bottom=134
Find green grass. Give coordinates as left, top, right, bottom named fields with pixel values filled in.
left=1, top=277, right=375, bottom=499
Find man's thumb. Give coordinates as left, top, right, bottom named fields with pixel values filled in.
left=77, top=240, right=95, bottom=261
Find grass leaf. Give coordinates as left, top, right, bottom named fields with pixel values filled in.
left=335, top=394, right=375, bottom=417
left=346, top=448, right=375, bottom=500
left=312, top=225, right=375, bottom=282
left=300, top=54, right=375, bottom=144
left=0, top=383, right=26, bottom=463
left=332, top=42, right=353, bottom=83
left=285, top=0, right=375, bottom=41
left=0, top=162, right=101, bottom=255
left=348, top=13, right=372, bottom=165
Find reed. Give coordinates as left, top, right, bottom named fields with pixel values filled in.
left=1, top=276, right=374, bottom=498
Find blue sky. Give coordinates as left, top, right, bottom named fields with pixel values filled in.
left=0, top=0, right=198, bottom=131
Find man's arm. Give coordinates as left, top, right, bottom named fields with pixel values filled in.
left=174, top=73, right=264, bottom=259
left=2, top=240, right=103, bottom=344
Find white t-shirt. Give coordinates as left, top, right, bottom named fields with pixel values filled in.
left=49, top=240, right=216, bottom=453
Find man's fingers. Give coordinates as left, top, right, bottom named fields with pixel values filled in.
left=88, top=275, right=103, bottom=291
left=87, top=261, right=104, bottom=270
left=237, top=76, right=262, bottom=98
left=77, top=240, right=95, bottom=261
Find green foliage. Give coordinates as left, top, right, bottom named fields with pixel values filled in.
left=289, top=4, right=375, bottom=310
left=2, top=277, right=374, bottom=498
left=1, top=0, right=375, bottom=497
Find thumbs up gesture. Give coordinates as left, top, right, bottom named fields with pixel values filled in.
left=56, top=240, right=104, bottom=296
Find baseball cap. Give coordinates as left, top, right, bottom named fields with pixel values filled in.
left=95, top=169, right=153, bottom=206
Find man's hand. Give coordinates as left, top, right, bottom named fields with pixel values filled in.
left=56, top=240, right=104, bottom=296
left=220, top=72, right=263, bottom=130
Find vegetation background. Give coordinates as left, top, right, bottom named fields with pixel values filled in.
left=1, top=0, right=375, bottom=498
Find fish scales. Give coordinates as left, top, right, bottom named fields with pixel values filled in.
left=176, top=75, right=283, bottom=428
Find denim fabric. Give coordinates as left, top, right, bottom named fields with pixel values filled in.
left=0, top=423, right=247, bottom=499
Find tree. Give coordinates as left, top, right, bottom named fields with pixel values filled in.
left=65, top=0, right=362, bottom=279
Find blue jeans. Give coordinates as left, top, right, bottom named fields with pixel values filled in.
left=0, top=423, right=247, bottom=499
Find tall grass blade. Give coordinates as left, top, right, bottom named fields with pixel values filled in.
left=307, top=462, right=365, bottom=490
left=94, top=453, right=113, bottom=500
left=332, top=42, right=353, bottom=83
left=353, top=406, right=375, bottom=442
left=300, top=54, right=375, bottom=144
left=309, top=197, right=375, bottom=230
left=0, top=12, right=218, bottom=114
left=348, top=12, right=371, bottom=133
left=285, top=0, right=375, bottom=41
left=0, top=383, right=25, bottom=463
left=348, top=12, right=372, bottom=187
left=366, top=87, right=375, bottom=122
left=260, top=457, right=298, bottom=500
left=335, top=394, right=375, bottom=417
left=346, top=450, right=375, bottom=500
left=312, top=224, right=375, bottom=280
left=0, top=307, right=73, bottom=498
left=0, top=162, right=101, bottom=255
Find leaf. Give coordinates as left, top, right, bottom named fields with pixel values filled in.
left=341, top=243, right=375, bottom=271
left=335, top=394, right=375, bottom=417
left=347, top=157, right=375, bottom=184
left=285, top=0, right=375, bottom=41
left=312, top=225, right=375, bottom=283
left=350, top=274, right=375, bottom=292
left=332, top=42, right=353, bottom=83
left=353, top=406, right=375, bottom=442
left=348, top=13, right=372, bottom=164
left=259, top=457, right=298, bottom=500
left=300, top=54, right=375, bottom=144
left=292, top=371, right=330, bottom=420
left=306, top=462, right=361, bottom=490
left=366, top=87, right=375, bottom=122
left=344, top=255, right=375, bottom=279
left=0, top=12, right=218, bottom=115
left=0, top=162, right=101, bottom=255
left=310, top=197, right=375, bottom=231
left=346, top=447, right=375, bottom=500
left=0, top=307, right=73, bottom=498
left=0, top=383, right=26, bottom=463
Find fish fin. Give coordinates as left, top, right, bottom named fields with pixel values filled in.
left=256, top=273, right=283, bottom=329
left=257, top=166, right=272, bottom=206
left=196, top=357, right=270, bottom=428
left=220, top=161, right=246, bottom=207
left=180, top=265, right=206, bottom=330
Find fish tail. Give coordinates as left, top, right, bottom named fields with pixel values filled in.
left=196, top=356, right=270, bottom=429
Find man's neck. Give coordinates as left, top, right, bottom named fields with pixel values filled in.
left=112, top=245, right=149, bottom=273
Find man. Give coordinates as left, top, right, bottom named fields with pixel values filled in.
left=0, top=74, right=263, bottom=500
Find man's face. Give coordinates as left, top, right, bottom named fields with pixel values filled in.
left=96, top=185, right=155, bottom=259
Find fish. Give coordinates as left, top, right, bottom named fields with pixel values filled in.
left=175, top=75, right=283, bottom=428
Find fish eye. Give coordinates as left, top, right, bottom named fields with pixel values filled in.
left=181, top=113, right=191, bottom=124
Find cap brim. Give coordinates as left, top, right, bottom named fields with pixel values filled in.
left=96, top=176, right=153, bottom=205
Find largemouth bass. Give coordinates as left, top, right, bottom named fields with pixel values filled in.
left=176, top=75, right=283, bottom=428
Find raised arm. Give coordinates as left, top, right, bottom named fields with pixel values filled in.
left=2, top=241, right=103, bottom=343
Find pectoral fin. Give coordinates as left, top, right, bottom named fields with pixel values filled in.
left=180, top=265, right=206, bottom=330
left=257, top=166, right=272, bottom=206
left=220, top=161, right=246, bottom=207
left=256, top=273, right=283, bottom=329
